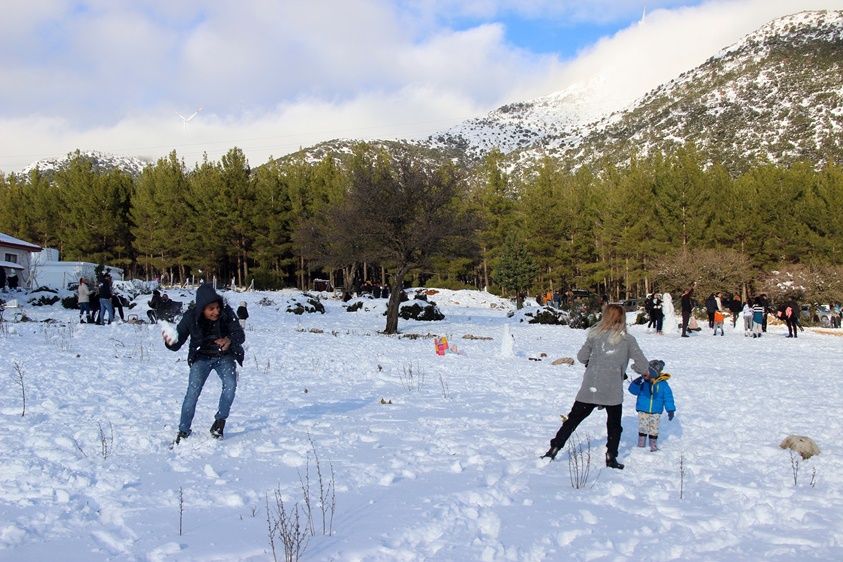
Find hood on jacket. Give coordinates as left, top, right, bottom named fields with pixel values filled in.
left=195, top=283, right=223, bottom=313
left=653, top=373, right=671, bottom=384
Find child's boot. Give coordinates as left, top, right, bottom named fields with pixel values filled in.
left=638, top=434, right=647, bottom=447
left=649, top=436, right=658, bottom=452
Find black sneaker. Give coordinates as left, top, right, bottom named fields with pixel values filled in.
left=175, top=431, right=190, bottom=444
left=210, top=419, right=226, bottom=439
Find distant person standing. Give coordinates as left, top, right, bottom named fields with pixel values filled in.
left=680, top=282, right=697, bottom=337
left=0, top=266, right=6, bottom=291
left=236, top=301, right=249, bottom=329
left=7, top=269, right=18, bottom=289
left=77, top=278, right=93, bottom=323
left=705, top=294, right=717, bottom=328
left=729, top=293, right=742, bottom=328
left=98, top=273, right=114, bottom=325
left=758, top=293, right=770, bottom=332
left=147, top=290, right=162, bottom=323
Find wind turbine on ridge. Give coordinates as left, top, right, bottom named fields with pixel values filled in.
left=177, top=106, right=203, bottom=132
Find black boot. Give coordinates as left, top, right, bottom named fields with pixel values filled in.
left=210, top=419, right=226, bottom=439
left=175, top=431, right=190, bottom=444
left=541, top=445, right=561, bottom=460
left=605, top=452, right=624, bottom=470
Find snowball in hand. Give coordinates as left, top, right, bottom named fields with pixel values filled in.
left=160, top=321, right=178, bottom=344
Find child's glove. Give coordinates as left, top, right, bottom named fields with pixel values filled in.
left=668, top=411, right=675, bottom=421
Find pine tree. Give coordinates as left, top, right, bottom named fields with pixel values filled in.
left=495, top=234, right=539, bottom=297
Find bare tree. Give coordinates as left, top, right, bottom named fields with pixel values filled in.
left=332, top=146, right=477, bottom=333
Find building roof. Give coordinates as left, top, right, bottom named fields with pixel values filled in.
left=0, top=260, right=25, bottom=270
left=0, top=233, right=41, bottom=252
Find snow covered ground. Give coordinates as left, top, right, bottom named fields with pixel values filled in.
left=0, top=287, right=841, bottom=561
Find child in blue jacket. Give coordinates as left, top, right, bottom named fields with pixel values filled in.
left=628, top=359, right=676, bottom=451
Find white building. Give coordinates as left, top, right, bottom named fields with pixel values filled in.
left=0, top=233, right=41, bottom=289
left=29, top=248, right=123, bottom=291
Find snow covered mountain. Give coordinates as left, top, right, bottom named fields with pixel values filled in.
left=533, top=9, right=843, bottom=173
left=418, top=10, right=843, bottom=174
left=425, top=75, right=624, bottom=163
left=18, top=150, right=149, bottom=179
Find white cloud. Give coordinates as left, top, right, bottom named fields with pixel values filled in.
left=2, top=0, right=843, bottom=173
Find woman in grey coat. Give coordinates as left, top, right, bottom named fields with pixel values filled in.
left=542, top=304, right=650, bottom=469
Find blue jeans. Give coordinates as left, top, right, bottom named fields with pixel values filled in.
left=79, top=301, right=90, bottom=319
left=99, top=297, right=114, bottom=324
left=179, top=355, right=238, bottom=434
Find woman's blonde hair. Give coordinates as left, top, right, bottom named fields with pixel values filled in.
left=588, top=303, right=627, bottom=343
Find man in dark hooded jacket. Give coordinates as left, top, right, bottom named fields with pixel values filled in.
left=164, top=283, right=245, bottom=442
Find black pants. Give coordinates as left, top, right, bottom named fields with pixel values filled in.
left=551, top=401, right=623, bottom=457
left=682, top=311, right=691, bottom=335
left=786, top=318, right=799, bottom=337
left=707, top=312, right=714, bottom=328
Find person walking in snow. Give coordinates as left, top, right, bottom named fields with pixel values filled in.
left=163, top=283, right=245, bottom=443
left=542, top=303, right=650, bottom=470
left=628, top=359, right=675, bottom=452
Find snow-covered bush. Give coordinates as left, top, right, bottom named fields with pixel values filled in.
left=398, top=301, right=444, bottom=321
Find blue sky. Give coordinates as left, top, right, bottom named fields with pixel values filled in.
left=1, top=0, right=841, bottom=173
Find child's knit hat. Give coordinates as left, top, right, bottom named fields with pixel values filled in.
left=648, top=359, right=665, bottom=379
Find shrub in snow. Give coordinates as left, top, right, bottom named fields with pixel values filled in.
left=398, top=301, right=444, bottom=321
left=28, top=294, right=60, bottom=307
left=527, top=307, right=569, bottom=325
left=286, top=296, right=325, bottom=315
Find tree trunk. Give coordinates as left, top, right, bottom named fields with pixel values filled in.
left=384, top=264, right=411, bottom=334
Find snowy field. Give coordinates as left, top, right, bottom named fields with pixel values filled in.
left=0, top=287, right=841, bottom=561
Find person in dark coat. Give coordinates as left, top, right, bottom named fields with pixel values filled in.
left=728, top=293, right=742, bottom=328
left=758, top=293, right=770, bottom=332
left=236, top=301, right=249, bottom=329
left=89, top=288, right=100, bottom=324
left=783, top=297, right=800, bottom=338
left=0, top=266, right=6, bottom=290
left=147, top=290, right=162, bottom=323
left=164, top=283, right=245, bottom=442
left=680, top=282, right=697, bottom=337
left=704, top=294, right=717, bottom=328
left=111, top=294, right=125, bottom=322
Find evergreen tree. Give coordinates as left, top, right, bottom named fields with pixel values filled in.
left=495, top=234, right=539, bottom=297
left=131, top=151, right=191, bottom=280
